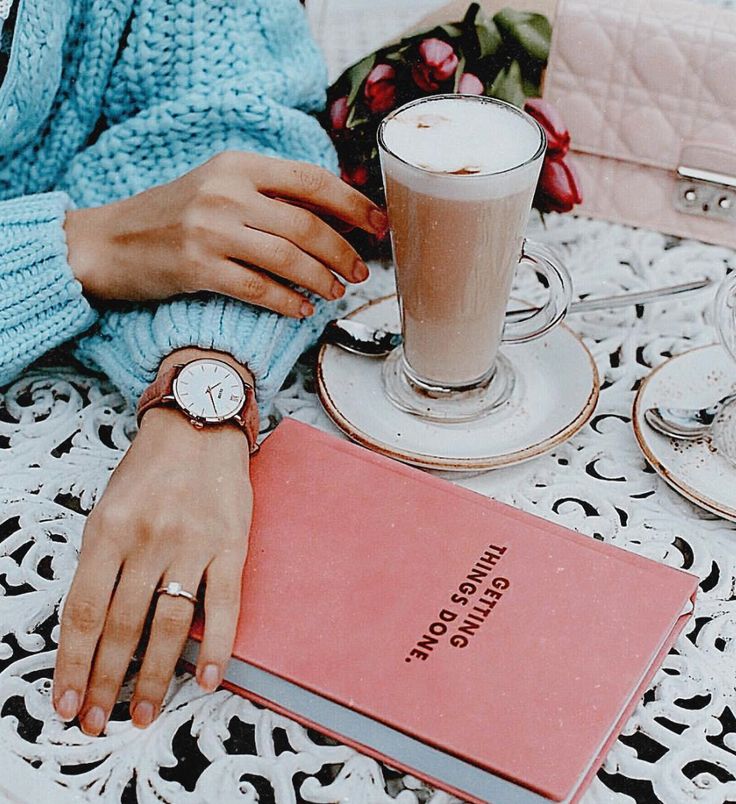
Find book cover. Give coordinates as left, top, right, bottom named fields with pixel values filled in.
left=184, top=418, right=697, bottom=803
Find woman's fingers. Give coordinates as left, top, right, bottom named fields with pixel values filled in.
left=130, top=565, right=204, bottom=727
left=53, top=532, right=122, bottom=722
left=225, top=227, right=347, bottom=302
left=252, top=157, right=388, bottom=235
left=76, top=562, right=159, bottom=736
left=245, top=197, right=369, bottom=285
left=196, top=556, right=245, bottom=692
left=210, top=260, right=315, bottom=319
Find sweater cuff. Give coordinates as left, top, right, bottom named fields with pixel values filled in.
left=73, top=294, right=336, bottom=419
left=0, top=192, right=98, bottom=385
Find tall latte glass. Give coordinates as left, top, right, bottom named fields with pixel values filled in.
left=378, top=95, right=572, bottom=422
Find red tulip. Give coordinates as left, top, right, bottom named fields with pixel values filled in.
left=535, top=155, right=583, bottom=214
left=524, top=98, right=570, bottom=158
left=457, top=73, right=484, bottom=94
left=412, top=38, right=459, bottom=91
left=329, top=96, right=350, bottom=130
left=340, top=163, right=370, bottom=187
left=364, top=64, right=396, bottom=114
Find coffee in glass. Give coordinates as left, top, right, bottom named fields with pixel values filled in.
left=378, top=95, right=572, bottom=422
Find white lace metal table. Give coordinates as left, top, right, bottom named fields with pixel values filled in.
left=1, top=213, right=736, bottom=803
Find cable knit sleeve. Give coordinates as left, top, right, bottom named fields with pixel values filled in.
left=64, top=0, right=339, bottom=417
left=0, top=192, right=97, bottom=386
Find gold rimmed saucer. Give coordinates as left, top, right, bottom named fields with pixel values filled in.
left=316, top=294, right=600, bottom=472
left=633, top=343, right=736, bottom=522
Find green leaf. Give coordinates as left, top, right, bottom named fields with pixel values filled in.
left=521, top=70, right=541, bottom=98
left=489, top=59, right=526, bottom=107
left=462, top=3, right=481, bottom=27
left=345, top=104, right=371, bottom=130
left=388, top=23, right=462, bottom=56
left=436, top=23, right=464, bottom=39
left=482, top=62, right=503, bottom=90
left=452, top=56, right=467, bottom=91
left=455, top=4, right=500, bottom=68
left=517, top=51, right=544, bottom=97
left=384, top=45, right=412, bottom=62
left=345, top=54, right=376, bottom=107
left=493, top=8, right=552, bottom=63
left=475, top=20, right=503, bottom=58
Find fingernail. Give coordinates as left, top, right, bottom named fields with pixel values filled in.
left=200, top=663, right=221, bottom=692
left=300, top=300, right=314, bottom=318
left=330, top=279, right=345, bottom=299
left=82, top=705, right=106, bottom=735
left=56, top=690, right=80, bottom=721
left=369, top=208, right=388, bottom=236
left=132, top=700, right=155, bottom=728
left=353, top=259, right=369, bottom=283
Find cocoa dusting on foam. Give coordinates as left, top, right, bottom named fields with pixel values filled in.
left=415, top=164, right=482, bottom=174
left=414, top=114, right=450, bottom=129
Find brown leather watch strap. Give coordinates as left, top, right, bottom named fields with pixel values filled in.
left=136, top=362, right=260, bottom=455
left=136, top=365, right=179, bottom=425
left=236, top=382, right=261, bottom=455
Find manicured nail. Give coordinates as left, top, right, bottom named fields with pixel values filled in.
left=369, top=208, right=388, bottom=236
left=300, top=300, right=314, bottom=317
left=56, top=690, right=80, bottom=721
left=200, top=663, right=221, bottom=692
left=82, top=705, right=106, bottom=735
left=353, top=259, right=369, bottom=282
left=330, top=279, right=345, bottom=299
left=132, top=700, right=155, bottom=728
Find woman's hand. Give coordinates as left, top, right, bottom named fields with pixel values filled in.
left=52, top=352, right=254, bottom=734
left=65, top=151, right=388, bottom=319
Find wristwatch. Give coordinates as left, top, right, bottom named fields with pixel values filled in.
left=136, top=358, right=260, bottom=454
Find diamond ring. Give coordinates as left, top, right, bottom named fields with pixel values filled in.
left=155, top=581, right=198, bottom=604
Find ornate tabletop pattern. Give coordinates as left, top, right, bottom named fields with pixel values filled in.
left=1, top=212, right=736, bottom=803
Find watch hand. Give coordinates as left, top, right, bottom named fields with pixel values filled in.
left=206, top=387, right=217, bottom=414
left=209, top=382, right=222, bottom=391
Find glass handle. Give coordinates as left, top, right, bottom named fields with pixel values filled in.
left=501, top=239, right=573, bottom=344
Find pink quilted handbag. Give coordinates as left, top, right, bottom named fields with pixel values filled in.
left=543, top=0, right=736, bottom=248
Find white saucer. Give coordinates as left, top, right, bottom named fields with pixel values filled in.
left=633, top=344, right=736, bottom=522
left=316, top=295, right=600, bottom=471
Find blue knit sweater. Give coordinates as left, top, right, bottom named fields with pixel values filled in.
left=0, top=0, right=338, bottom=415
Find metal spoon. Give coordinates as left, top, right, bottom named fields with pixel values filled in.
left=323, top=279, right=711, bottom=357
left=644, top=392, right=736, bottom=440
left=322, top=318, right=403, bottom=357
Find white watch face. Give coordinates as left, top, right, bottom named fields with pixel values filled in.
left=173, top=359, right=246, bottom=422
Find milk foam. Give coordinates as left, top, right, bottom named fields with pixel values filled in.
left=380, top=97, right=542, bottom=200
left=382, top=98, right=540, bottom=174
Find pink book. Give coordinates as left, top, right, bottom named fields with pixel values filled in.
left=184, top=418, right=697, bottom=803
